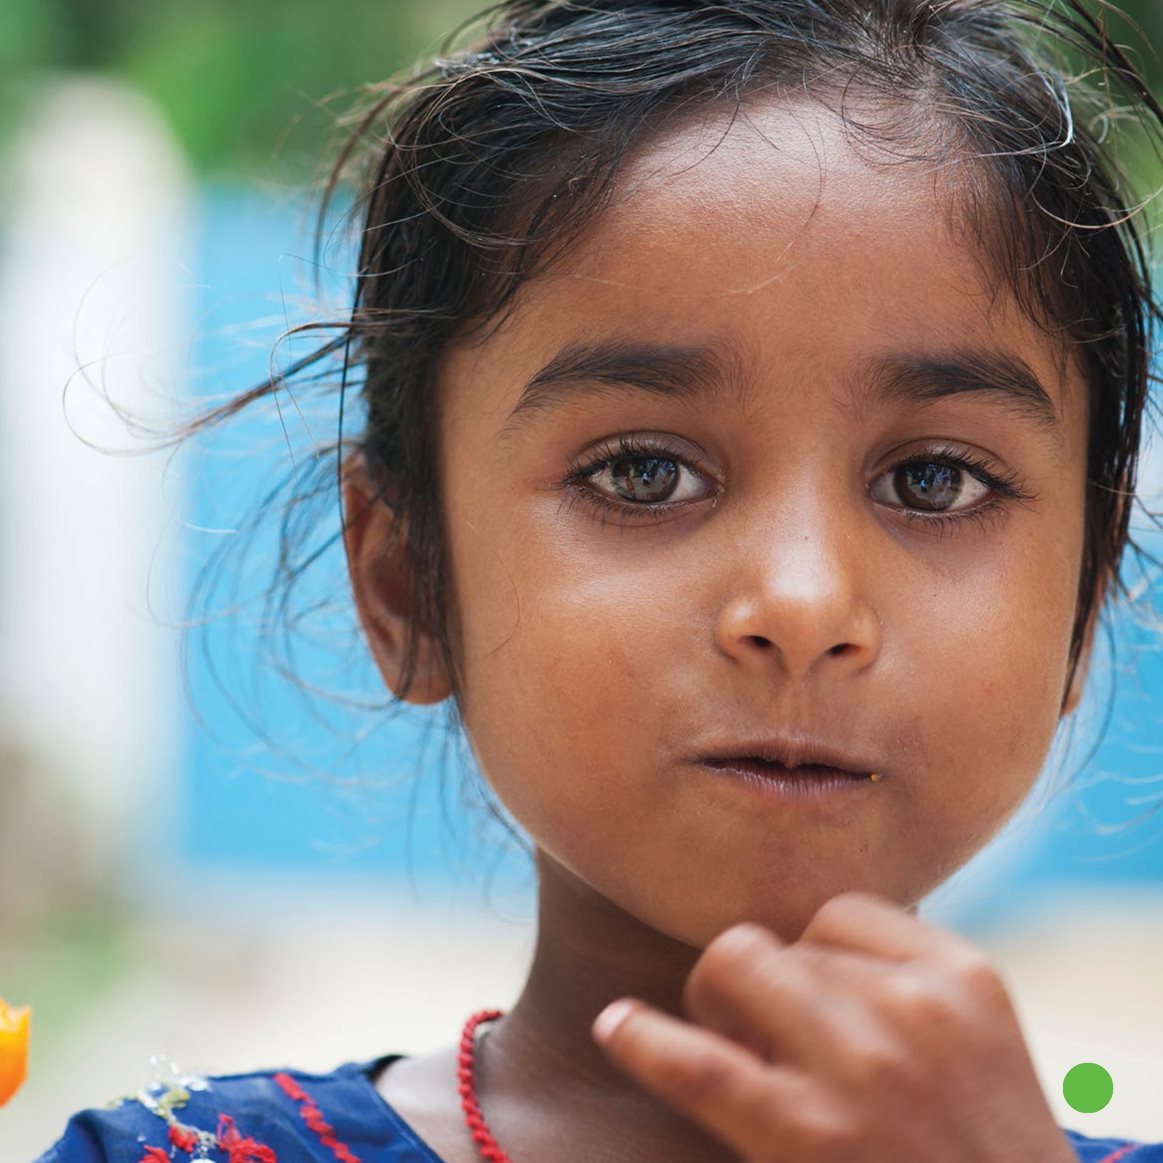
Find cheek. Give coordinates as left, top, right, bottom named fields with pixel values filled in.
left=449, top=532, right=671, bottom=809
left=906, top=526, right=1080, bottom=834
left=991, top=524, right=1080, bottom=702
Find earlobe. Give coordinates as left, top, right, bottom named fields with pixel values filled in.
left=341, top=451, right=453, bottom=706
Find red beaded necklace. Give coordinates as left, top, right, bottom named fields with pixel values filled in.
left=458, top=1009, right=512, bottom=1163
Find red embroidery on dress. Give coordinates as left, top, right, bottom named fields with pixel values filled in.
left=217, top=1113, right=279, bottom=1163
left=1097, top=1146, right=1141, bottom=1163
left=137, top=1149, right=169, bottom=1163
left=126, top=1077, right=217, bottom=1157
left=167, top=1122, right=199, bottom=1152
left=273, top=1072, right=363, bottom=1163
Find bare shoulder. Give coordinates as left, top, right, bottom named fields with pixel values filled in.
left=373, top=1044, right=480, bottom=1163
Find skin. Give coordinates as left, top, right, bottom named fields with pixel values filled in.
left=343, top=98, right=1096, bottom=1162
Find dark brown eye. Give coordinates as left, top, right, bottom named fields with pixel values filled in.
left=894, top=462, right=964, bottom=511
left=567, top=436, right=714, bottom=515
left=609, top=456, right=679, bottom=503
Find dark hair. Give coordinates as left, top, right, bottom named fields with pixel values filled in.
left=169, top=0, right=1162, bottom=788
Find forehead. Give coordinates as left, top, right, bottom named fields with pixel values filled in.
left=557, top=97, right=991, bottom=327
left=443, top=96, right=1084, bottom=433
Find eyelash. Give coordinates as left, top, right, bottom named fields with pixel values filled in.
left=559, top=434, right=1036, bottom=536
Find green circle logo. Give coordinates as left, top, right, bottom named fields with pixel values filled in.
left=1062, top=1062, right=1114, bottom=1113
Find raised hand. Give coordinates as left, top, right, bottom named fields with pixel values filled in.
left=592, top=891, right=1077, bottom=1163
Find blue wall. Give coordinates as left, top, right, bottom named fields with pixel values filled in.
left=177, top=185, right=1163, bottom=921
left=178, top=185, right=532, bottom=900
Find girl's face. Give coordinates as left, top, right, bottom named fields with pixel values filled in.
left=384, top=100, right=1090, bottom=947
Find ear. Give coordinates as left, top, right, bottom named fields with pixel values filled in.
left=341, top=450, right=453, bottom=706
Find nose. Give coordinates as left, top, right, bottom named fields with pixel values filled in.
left=714, top=505, right=882, bottom=680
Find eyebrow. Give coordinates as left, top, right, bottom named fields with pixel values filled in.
left=861, top=351, right=1061, bottom=436
left=499, top=337, right=1061, bottom=443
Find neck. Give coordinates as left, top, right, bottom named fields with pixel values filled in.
left=475, top=851, right=736, bottom=1161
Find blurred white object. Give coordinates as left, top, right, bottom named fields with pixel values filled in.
left=0, top=76, right=191, bottom=911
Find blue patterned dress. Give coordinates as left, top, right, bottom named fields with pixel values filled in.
left=32, top=1056, right=1162, bottom=1162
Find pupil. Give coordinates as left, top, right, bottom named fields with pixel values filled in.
left=898, top=462, right=961, bottom=510
left=612, top=456, right=677, bottom=502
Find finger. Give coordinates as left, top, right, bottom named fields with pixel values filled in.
left=593, top=998, right=809, bottom=1162
left=800, top=894, right=1011, bottom=1028
left=683, top=925, right=789, bottom=1060
left=799, top=891, right=970, bottom=964
left=683, top=923, right=891, bottom=1064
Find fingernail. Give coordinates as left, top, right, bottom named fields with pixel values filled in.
left=592, top=999, right=635, bottom=1044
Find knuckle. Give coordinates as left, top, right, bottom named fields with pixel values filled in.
left=692, top=925, right=775, bottom=992
left=955, top=949, right=1008, bottom=1003
left=880, top=971, right=954, bottom=1025
left=842, top=1036, right=914, bottom=1089
left=809, top=893, right=860, bottom=932
left=880, top=958, right=1009, bottom=1040
left=785, top=941, right=831, bottom=976
left=819, top=890, right=864, bottom=916
left=791, top=1099, right=862, bottom=1159
left=709, top=923, right=775, bottom=967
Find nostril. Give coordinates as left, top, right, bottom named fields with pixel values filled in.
left=828, top=642, right=853, bottom=656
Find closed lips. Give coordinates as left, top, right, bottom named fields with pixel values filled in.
left=703, top=758, right=868, bottom=777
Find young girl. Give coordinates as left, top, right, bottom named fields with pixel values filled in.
left=35, top=0, right=1163, bottom=1160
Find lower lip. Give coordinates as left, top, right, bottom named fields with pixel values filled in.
left=699, top=760, right=878, bottom=801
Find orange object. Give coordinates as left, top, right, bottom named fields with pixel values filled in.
left=0, top=998, right=30, bottom=1106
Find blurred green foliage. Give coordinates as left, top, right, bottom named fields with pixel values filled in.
left=0, top=0, right=483, bottom=178
left=0, top=906, right=134, bottom=1055
left=0, top=0, right=1161, bottom=181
